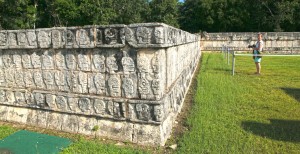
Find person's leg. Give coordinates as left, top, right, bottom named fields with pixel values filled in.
left=255, top=62, right=261, bottom=74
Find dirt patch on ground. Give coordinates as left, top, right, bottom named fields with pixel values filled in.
left=162, top=56, right=202, bottom=153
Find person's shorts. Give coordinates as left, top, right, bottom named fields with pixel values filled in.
left=254, top=57, right=261, bottom=63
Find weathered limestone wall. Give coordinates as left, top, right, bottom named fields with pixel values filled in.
left=0, top=23, right=201, bottom=146
left=201, top=32, right=300, bottom=53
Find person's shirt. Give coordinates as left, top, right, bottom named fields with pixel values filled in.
left=255, top=40, right=263, bottom=52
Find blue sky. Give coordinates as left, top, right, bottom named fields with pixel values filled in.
left=179, top=0, right=185, bottom=2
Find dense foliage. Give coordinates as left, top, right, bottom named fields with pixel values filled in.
left=0, top=0, right=299, bottom=32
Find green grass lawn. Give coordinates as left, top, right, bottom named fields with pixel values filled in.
left=176, top=53, right=300, bottom=154
left=0, top=53, right=299, bottom=154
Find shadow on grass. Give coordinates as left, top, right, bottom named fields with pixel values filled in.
left=281, top=88, right=300, bottom=102
left=242, top=119, right=300, bottom=142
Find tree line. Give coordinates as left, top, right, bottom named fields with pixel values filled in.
left=0, top=0, right=299, bottom=33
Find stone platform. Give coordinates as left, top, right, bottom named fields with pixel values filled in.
left=0, top=23, right=201, bottom=146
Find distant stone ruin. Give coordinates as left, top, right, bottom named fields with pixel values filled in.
left=201, top=32, right=300, bottom=53
left=0, top=23, right=201, bottom=146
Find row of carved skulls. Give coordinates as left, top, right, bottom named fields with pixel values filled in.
left=0, top=89, right=164, bottom=122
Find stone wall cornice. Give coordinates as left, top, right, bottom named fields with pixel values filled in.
left=0, top=23, right=200, bottom=49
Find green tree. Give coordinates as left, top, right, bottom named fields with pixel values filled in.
left=149, top=0, right=179, bottom=27
left=179, top=0, right=214, bottom=32
left=179, top=0, right=300, bottom=33
left=78, top=0, right=116, bottom=25
left=0, top=0, right=37, bottom=29
left=112, top=0, right=150, bottom=24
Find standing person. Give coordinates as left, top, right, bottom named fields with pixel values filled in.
left=253, top=33, right=264, bottom=75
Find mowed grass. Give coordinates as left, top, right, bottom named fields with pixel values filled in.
left=0, top=53, right=299, bottom=154
left=176, top=53, right=300, bottom=153
left=61, top=137, right=150, bottom=154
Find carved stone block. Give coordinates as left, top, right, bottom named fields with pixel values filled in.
left=78, top=97, right=91, bottom=113
left=37, top=29, right=51, bottom=48
left=33, top=71, right=44, bottom=89
left=26, top=110, right=38, bottom=125
left=78, top=51, right=90, bottom=71
left=106, top=56, right=118, bottom=73
left=52, top=29, right=65, bottom=48
left=125, top=27, right=137, bottom=46
left=154, top=27, right=165, bottom=44
left=66, top=51, right=77, bottom=70
left=67, top=97, right=79, bottom=112
left=4, top=91, right=14, bottom=105
left=31, top=51, right=41, bottom=68
left=7, top=108, right=29, bottom=124
left=42, top=50, right=54, bottom=69
left=87, top=73, right=96, bottom=94
left=0, top=52, right=3, bottom=68
left=107, top=75, right=121, bottom=97
left=62, top=115, right=79, bottom=133
left=47, top=112, right=62, bottom=130
left=36, top=110, right=49, bottom=128
left=69, top=71, right=78, bottom=93
left=94, top=73, right=106, bottom=95
left=78, top=116, right=97, bottom=135
left=137, top=27, right=152, bottom=44
left=66, top=28, right=78, bottom=48
left=107, top=100, right=114, bottom=116
left=113, top=102, right=122, bottom=118
left=95, top=28, right=103, bottom=46
left=136, top=103, right=151, bottom=121
left=15, top=70, right=25, bottom=88
left=22, top=51, right=33, bottom=68
left=0, top=69, right=6, bottom=87
left=0, top=90, right=6, bottom=102
left=7, top=32, right=18, bottom=47
left=23, top=71, right=34, bottom=89
left=15, top=91, right=26, bottom=105
left=122, top=57, right=135, bottom=73
left=5, top=68, right=15, bottom=87
left=43, top=71, right=55, bottom=90
left=54, top=71, right=69, bottom=92
left=34, top=92, right=45, bottom=107
left=120, top=28, right=126, bottom=44
left=17, top=31, right=28, bottom=47
left=153, top=105, right=164, bottom=122
left=24, top=91, right=33, bottom=106
left=93, top=99, right=106, bottom=116
left=27, top=30, right=37, bottom=48
left=128, top=99, right=164, bottom=122
left=2, top=51, right=12, bottom=68
left=137, top=55, right=150, bottom=73
left=76, top=28, right=94, bottom=48
left=78, top=72, right=88, bottom=93
left=92, top=50, right=106, bottom=72
left=104, top=28, right=118, bottom=44
left=56, top=95, right=67, bottom=111
left=122, top=74, right=138, bottom=98
left=55, top=50, right=66, bottom=70
left=45, top=94, right=56, bottom=109
left=0, top=31, right=8, bottom=48
left=138, top=73, right=153, bottom=99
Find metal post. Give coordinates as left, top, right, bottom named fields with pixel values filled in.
left=227, top=47, right=230, bottom=65
left=292, top=40, right=294, bottom=54
left=221, top=45, right=223, bottom=53
left=232, top=51, right=235, bottom=76
left=224, top=46, right=226, bottom=59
